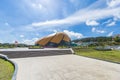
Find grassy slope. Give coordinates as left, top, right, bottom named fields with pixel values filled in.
left=0, top=58, right=14, bottom=80
left=73, top=48, right=120, bottom=63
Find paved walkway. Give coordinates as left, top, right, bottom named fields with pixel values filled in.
left=11, top=54, right=120, bottom=80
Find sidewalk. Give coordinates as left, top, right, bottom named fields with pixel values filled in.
left=11, top=54, right=120, bottom=80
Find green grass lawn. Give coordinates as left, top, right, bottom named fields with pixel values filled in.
left=0, top=58, right=14, bottom=80
left=73, top=48, right=120, bottom=63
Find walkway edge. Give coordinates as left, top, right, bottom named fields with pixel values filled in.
left=74, top=54, right=120, bottom=64
left=70, top=48, right=75, bottom=54
left=0, top=54, right=18, bottom=80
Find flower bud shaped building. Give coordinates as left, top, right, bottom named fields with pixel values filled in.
left=35, top=32, right=71, bottom=47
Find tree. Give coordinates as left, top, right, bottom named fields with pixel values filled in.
left=114, top=36, right=120, bottom=42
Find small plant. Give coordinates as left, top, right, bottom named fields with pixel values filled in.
left=58, top=46, right=68, bottom=48
left=29, top=45, right=43, bottom=49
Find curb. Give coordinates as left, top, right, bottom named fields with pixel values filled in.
left=0, top=54, right=18, bottom=80
left=70, top=48, right=75, bottom=54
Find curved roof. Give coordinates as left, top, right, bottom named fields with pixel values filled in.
left=35, top=32, right=71, bottom=46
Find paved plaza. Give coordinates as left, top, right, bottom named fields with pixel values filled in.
left=11, top=54, right=120, bottom=80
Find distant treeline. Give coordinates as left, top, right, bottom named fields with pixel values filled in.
left=0, top=43, right=29, bottom=48
left=72, top=36, right=120, bottom=47
left=73, top=36, right=120, bottom=43
left=73, top=37, right=113, bottom=43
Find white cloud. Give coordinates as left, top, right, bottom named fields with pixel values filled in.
left=53, top=30, right=58, bottom=33
left=107, top=21, right=116, bottom=26
left=36, top=33, right=39, bottom=36
left=107, top=0, right=120, bottom=8
left=31, top=3, right=43, bottom=9
left=63, top=30, right=83, bottom=39
left=86, top=20, right=99, bottom=26
left=96, top=30, right=105, bottom=33
left=17, top=0, right=120, bottom=34
left=92, top=27, right=105, bottom=33
left=26, top=3, right=120, bottom=31
left=22, top=38, right=39, bottom=45
left=107, top=31, right=113, bottom=36
left=47, top=33, right=56, bottom=37
left=102, top=19, right=111, bottom=25
left=92, top=27, right=96, bottom=32
left=113, top=13, right=120, bottom=21
left=47, top=30, right=83, bottom=39
left=102, top=19, right=116, bottom=27
left=5, top=22, right=9, bottom=26
left=20, top=35, right=24, bottom=38
left=31, top=19, right=67, bottom=27
left=22, top=0, right=62, bottom=17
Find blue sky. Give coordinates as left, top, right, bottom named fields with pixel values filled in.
left=0, top=0, right=120, bottom=44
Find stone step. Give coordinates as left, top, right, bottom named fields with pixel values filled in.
left=0, top=50, right=72, bottom=58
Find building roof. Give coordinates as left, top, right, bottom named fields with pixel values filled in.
left=35, top=32, right=71, bottom=46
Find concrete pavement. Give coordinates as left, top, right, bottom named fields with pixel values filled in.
left=0, top=48, right=72, bottom=58
left=11, top=54, right=120, bottom=80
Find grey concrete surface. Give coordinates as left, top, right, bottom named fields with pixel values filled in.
left=0, top=48, right=72, bottom=58
left=11, top=54, right=120, bottom=80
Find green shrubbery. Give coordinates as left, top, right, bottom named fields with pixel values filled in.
left=58, top=46, right=69, bottom=48
left=0, top=43, right=28, bottom=48
left=29, top=45, right=43, bottom=49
